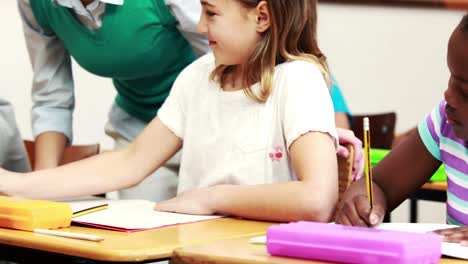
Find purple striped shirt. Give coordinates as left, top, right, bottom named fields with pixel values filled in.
left=418, top=100, right=468, bottom=226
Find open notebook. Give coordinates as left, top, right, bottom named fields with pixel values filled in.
left=65, top=198, right=221, bottom=232
left=250, top=223, right=468, bottom=260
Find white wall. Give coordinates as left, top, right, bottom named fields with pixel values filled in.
left=4, top=2, right=462, bottom=144
left=318, top=3, right=462, bottom=224
left=1, top=1, right=463, bottom=222
left=318, top=4, right=465, bottom=133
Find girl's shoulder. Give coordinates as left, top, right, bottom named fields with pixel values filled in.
left=275, top=59, right=323, bottom=77
left=273, top=60, right=327, bottom=91
left=174, top=53, right=215, bottom=84
left=193, top=52, right=216, bottom=66
left=182, top=53, right=215, bottom=74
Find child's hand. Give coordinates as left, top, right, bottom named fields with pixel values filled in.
left=433, top=226, right=468, bottom=246
left=154, top=188, right=215, bottom=215
left=335, top=182, right=386, bottom=227
left=0, top=168, right=5, bottom=195
left=0, top=167, right=15, bottom=195
left=335, top=194, right=384, bottom=226
left=336, top=128, right=364, bottom=181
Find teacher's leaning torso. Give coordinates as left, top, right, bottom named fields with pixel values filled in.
left=29, top=0, right=197, bottom=122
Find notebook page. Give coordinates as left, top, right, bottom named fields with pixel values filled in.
left=67, top=199, right=221, bottom=231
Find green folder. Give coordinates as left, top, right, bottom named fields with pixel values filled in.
left=370, top=148, right=446, bottom=182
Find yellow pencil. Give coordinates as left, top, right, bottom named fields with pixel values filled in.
left=73, top=204, right=109, bottom=218
left=34, top=228, right=104, bottom=242
left=363, top=117, right=374, bottom=208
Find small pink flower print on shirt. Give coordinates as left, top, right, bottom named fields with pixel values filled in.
left=269, top=145, right=284, bottom=161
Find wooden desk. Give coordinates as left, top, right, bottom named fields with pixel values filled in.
left=410, top=182, right=447, bottom=223
left=0, top=218, right=273, bottom=263
left=172, top=237, right=467, bottom=264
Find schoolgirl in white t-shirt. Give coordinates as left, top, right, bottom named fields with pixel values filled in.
left=0, top=0, right=362, bottom=222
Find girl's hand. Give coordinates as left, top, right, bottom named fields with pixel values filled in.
left=433, top=226, right=468, bottom=246
left=335, top=182, right=386, bottom=227
left=154, top=188, right=216, bottom=215
left=0, top=167, right=19, bottom=196
left=336, top=128, right=364, bottom=181
left=0, top=167, right=6, bottom=195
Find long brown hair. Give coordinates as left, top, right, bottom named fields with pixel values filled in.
left=211, top=0, right=329, bottom=103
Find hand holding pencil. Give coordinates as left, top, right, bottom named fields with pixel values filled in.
left=363, top=117, right=384, bottom=226
left=334, top=117, right=387, bottom=227
left=363, top=117, right=374, bottom=208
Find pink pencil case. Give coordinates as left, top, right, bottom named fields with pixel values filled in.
left=266, top=221, right=441, bottom=264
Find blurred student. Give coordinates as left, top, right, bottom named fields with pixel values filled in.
left=0, top=98, right=30, bottom=172
left=18, top=0, right=209, bottom=201
left=330, top=77, right=352, bottom=129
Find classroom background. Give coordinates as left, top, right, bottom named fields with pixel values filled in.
left=1, top=1, right=465, bottom=223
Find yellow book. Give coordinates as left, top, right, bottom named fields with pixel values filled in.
left=0, top=196, right=72, bottom=231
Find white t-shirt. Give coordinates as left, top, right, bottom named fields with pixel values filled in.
left=158, top=54, right=338, bottom=194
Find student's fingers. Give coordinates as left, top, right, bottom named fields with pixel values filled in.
left=336, top=145, right=349, bottom=158
left=440, top=232, right=468, bottom=243
left=335, top=128, right=364, bottom=181
left=154, top=198, right=179, bottom=212
left=347, top=205, right=369, bottom=227
left=352, top=196, right=375, bottom=226
left=353, top=151, right=364, bottom=181
left=368, top=207, right=385, bottom=226
left=433, top=226, right=468, bottom=236
left=352, top=140, right=364, bottom=181
left=354, top=196, right=385, bottom=226
left=336, top=196, right=369, bottom=227
left=433, top=228, right=450, bottom=236
left=154, top=194, right=215, bottom=215
left=433, top=227, right=468, bottom=244
left=336, top=212, right=353, bottom=226
left=334, top=201, right=352, bottom=225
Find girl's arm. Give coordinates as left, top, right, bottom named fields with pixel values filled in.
left=34, top=132, right=68, bottom=170
left=335, top=131, right=441, bottom=226
left=0, top=118, right=182, bottom=200
left=19, top=0, right=74, bottom=170
left=373, top=131, right=441, bottom=211
left=156, top=131, right=338, bottom=222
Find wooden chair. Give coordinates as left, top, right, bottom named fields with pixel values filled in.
left=351, top=112, right=397, bottom=149
left=23, top=140, right=100, bottom=168
left=332, top=144, right=355, bottom=220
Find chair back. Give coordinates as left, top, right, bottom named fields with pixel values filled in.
left=23, top=140, right=100, bottom=168
left=337, top=144, right=354, bottom=204
left=336, top=144, right=355, bottom=212
left=330, top=144, right=355, bottom=221
left=351, top=112, right=396, bottom=149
